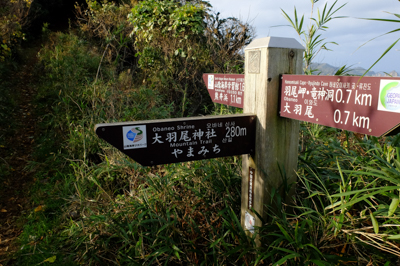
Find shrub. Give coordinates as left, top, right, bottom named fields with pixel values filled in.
left=128, top=0, right=209, bottom=116
left=75, top=0, right=136, bottom=73
left=0, top=0, right=33, bottom=60
left=36, top=31, right=171, bottom=163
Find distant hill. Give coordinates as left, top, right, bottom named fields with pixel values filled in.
left=310, top=62, right=399, bottom=77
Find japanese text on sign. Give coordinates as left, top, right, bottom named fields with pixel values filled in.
left=203, top=74, right=245, bottom=108
left=146, top=121, right=244, bottom=160
left=280, top=75, right=400, bottom=136
left=96, top=114, right=256, bottom=166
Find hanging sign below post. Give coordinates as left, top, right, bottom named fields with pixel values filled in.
left=95, top=114, right=256, bottom=166
left=280, top=75, right=400, bottom=136
left=203, top=73, right=245, bottom=108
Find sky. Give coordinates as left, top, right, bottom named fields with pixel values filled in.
left=206, top=0, right=400, bottom=73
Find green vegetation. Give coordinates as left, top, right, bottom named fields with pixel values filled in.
left=1, top=0, right=400, bottom=265
left=0, top=0, right=32, bottom=61
left=359, top=10, right=400, bottom=76
left=281, top=0, right=346, bottom=75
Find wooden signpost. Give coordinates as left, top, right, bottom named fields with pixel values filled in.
left=240, top=37, right=304, bottom=237
left=95, top=37, right=305, bottom=243
left=97, top=35, right=400, bottom=244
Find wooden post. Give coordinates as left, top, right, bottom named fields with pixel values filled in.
left=241, top=37, right=304, bottom=237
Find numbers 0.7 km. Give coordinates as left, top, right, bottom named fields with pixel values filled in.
left=225, top=126, right=247, bottom=138
left=333, top=109, right=370, bottom=130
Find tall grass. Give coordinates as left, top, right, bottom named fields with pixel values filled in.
left=14, top=31, right=254, bottom=265
left=10, top=20, right=400, bottom=266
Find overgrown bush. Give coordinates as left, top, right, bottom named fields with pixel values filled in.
left=128, top=0, right=210, bottom=116
left=35, top=32, right=171, bottom=164
left=76, top=0, right=136, bottom=74
left=74, top=0, right=254, bottom=117
left=127, top=0, right=254, bottom=116
left=0, top=0, right=33, bottom=60
left=205, top=12, right=255, bottom=74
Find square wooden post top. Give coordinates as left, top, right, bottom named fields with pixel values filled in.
left=245, top=36, right=304, bottom=51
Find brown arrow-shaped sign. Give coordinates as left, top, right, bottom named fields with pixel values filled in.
left=202, top=73, right=245, bottom=108
left=95, top=114, right=256, bottom=166
left=280, top=75, right=400, bottom=136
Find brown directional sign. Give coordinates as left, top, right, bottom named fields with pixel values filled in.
left=203, top=74, right=245, bottom=108
left=95, top=114, right=256, bottom=166
left=280, top=75, right=400, bottom=136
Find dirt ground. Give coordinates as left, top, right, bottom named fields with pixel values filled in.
left=0, top=44, right=40, bottom=264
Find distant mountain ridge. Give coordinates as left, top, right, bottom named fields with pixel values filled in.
left=310, top=62, right=399, bottom=77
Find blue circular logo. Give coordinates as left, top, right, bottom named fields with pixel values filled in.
left=126, top=130, right=136, bottom=141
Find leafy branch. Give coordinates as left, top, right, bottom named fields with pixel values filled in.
left=280, top=0, right=346, bottom=74
left=358, top=12, right=400, bottom=77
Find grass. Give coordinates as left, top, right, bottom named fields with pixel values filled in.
left=11, top=31, right=251, bottom=265
left=1, top=28, right=400, bottom=265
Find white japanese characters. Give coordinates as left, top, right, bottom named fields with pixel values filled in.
left=282, top=77, right=373, bottom=131
left=148, top=121, right=248, bottom=160
left=212, top=76, right=244, bottom=106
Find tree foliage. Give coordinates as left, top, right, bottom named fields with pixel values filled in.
left=128, top=0, right=208, bottom=115
left=0, top=0, right=33, bottom=60
left=76, top=0, right=137, bottom=74
left=128, top=0, right=254, bottom=115
left=205, top=12, right=255, bottom=74
left=75, top=0, right=254, bottom=116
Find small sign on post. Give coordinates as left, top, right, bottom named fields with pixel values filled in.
left=203, top=74, right=245, bottom=108
left=95, top=114, right=256, bottom=166
left=248, top=167, right=255, bottom=209
left=280, top=75, right=400, bottom=136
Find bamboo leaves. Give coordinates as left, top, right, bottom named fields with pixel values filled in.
left=359, top=12, right=400, bottom=77
left=281, top=0, right=346, bottom=74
